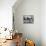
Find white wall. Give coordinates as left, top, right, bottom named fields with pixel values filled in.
left=0, top=0, right=16, bottom=29
left=13, top=0, right=46, bottom=46
left=13, top=0, right=41, bottom=46
left=41, top=0, right=46, bottom=46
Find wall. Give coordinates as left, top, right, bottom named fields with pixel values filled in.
left=13, top=0, right=41, bottom=46
left=41, top=0, right=46, bottom=46
left=0, top=0, right=16, bottom=30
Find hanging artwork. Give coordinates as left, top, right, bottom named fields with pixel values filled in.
left=23, top=15, right=34, bottom=24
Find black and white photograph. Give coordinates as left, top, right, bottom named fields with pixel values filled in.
left=23, top=15, right=34, bottom=24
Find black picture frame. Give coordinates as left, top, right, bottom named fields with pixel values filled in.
left=23, top=15, right=34, bottom=24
